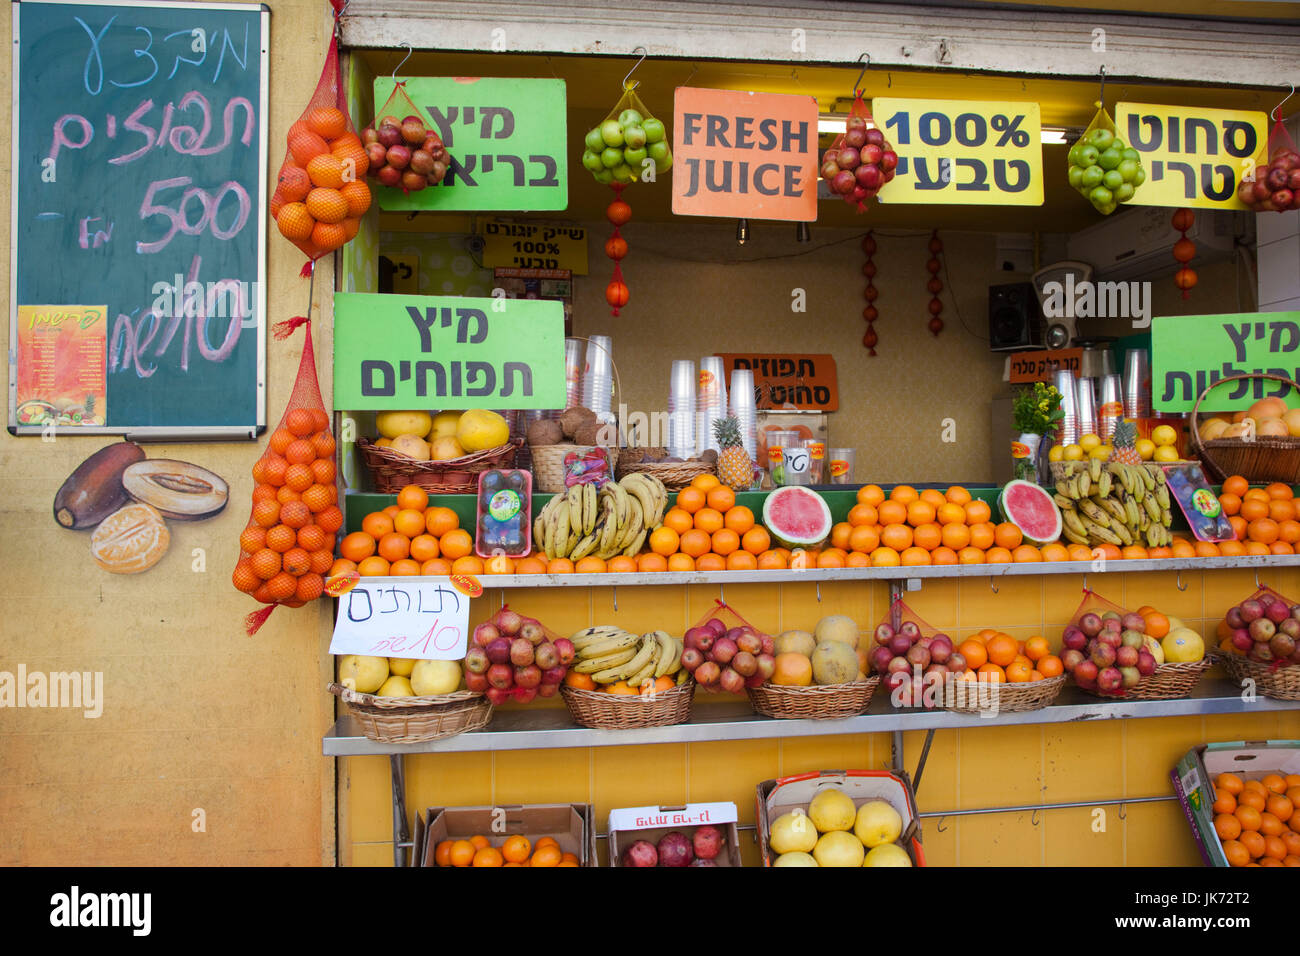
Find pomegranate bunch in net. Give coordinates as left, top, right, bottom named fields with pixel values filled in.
left=820, top=94, right=898, bottom=211
left=1239, top=119, right=1300, bottom=212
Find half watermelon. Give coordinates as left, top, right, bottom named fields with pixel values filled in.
left=996, top=479, right=1062, bottom=546
left=762, top=486, right=833, bottom=550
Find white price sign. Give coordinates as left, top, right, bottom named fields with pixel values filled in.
left=328, top=579, right=470, bottom=660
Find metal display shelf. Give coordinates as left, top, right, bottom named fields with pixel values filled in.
left=344, top=554, right=1300, bottom=591
left=322, top=678, right=1298, bottom=757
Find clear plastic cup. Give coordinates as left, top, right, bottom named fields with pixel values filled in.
left=828, top=447, right=856, bottom=484
left=803, top=440, right=825, bottom=484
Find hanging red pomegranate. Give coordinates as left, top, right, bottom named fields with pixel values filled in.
left=862, top=231, right=879, bottom=355
left=605, top=185, right=631, bottom=316
left=1174, top=267, right=1198, bottom=292
left=605, top=280, right=629, bottom=308
left=1170, top=208, right=1195, bottom=300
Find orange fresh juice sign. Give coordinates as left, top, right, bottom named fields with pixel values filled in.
left=672, top=88, right=819, bottom=221
left=717, top=353, right=838, bottom=411
left=15, top=305, right=107, bottom=427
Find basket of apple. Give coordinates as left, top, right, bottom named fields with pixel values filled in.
left=1214, top=587, right=1300, bottom=701
left=463, top=605, right=577, bottom=707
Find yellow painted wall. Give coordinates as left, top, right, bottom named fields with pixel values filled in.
left=0, top=0, right=336, bottom=865
left=345, top=566, right=1300, bottom=866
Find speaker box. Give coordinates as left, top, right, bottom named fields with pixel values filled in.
left=988, top=282, right=1042, bottom=352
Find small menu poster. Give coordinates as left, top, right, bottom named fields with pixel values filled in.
left=15, top=305, right=107, bottom=427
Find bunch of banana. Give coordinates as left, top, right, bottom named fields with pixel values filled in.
left=569, top=625, right=687, bottom=688
left=1054, top=458, right=1173, bottom=549
left=534, top=474, right=669, bottom=562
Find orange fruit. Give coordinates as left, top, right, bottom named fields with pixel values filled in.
left=636, top=553, right=668, bottom=573
left=1024, top=636, right=1050, bottom=661
left=449, top=839, right=476, bottom=867
left=889, top=484, right=918, bottom=504
left=957, top=546, right=986, bottom=564
left=1266, top=481, right=1294, bottom=500
left=316, top=504, right=343, bottom=534
left=1270, top=540, right=1294, bottom=555
left=724, top=505, right=755, bottom=534
left=1266, top=794, right=1293, bottom=822
left=712, top=528, right=740, bottom=556
left=958, top=641, right=988, bottom=671
left=920, top=488, right=947, bottom=510
left=472, top=846, right=504, bottom=867
left=727, top=550, right=758, bottom=570
left=676, top=487, right=706, bottom=514
left=993, top=522, right=1023, bottom=550
left=815, top=550, right=845, bottom=569
left=649, top=526, right=680, bottom=556
left=339, top=531, right=376, bottom=562
left=694, top=507, right=724, bottom=534
left=575, top=556, right=607, bottom=573
left=1260, top=811, right=1285, bottom=837
left=912, top=523, right=942, bottom=551
left=1238, top=789, right=1266, bottom=812
left=679, top=528, right=711, bottom=558
left=1005, top=660, right=1033, bottom=683
left=1039, top=542, right=1069, bottom=562
left=361, top=512, right=394, bottom=539
left=377, top=532, right=411, bottom=563
left=1227, top=515, right=1248, bottom=541
left=667, top=553, right=697, bottom=571
left=276, top=164, right=312, bottom=203
left=531, top=844, right=562, bottom=867
left=870, top=547, right=900, bottom=567
left=311, top=220, right=348, bottom=252
left=249, top=548, right=281, bottom=581
left=607, top=556, right=637, bottom=573
left=946, top=485, right=972, bottom=504
left=985, top=546, right=1013, bottom=564
left=968, top=522, right=995, bottom=550
left=906, top=500, right=936, bottom=526
left=1011, top=544, right=1042, bottom=562
left=389, top=559, right=421, bottom=576
left=1248, top=517, right=1280, bottom=543
left=877, top=500, right=907, bottom=526
left=755, top=550, right=785, bottom=570
left=306, top=153, right=347, bottom=189
left=742, top=526, right=771, bottom=555
left=514, top=557, right=546, bottom=575
left=1239, top=830, right=1266, bottom=860
left=422, top=507, right=458, bottom=538
left=1244, top=487, right=1270, bottom=502
left=433, top=839, right=454, bottom=867
left=848, top=524, right=880, bottom=554
left=1240, top=498, right=1269, bottom=522
left=1264, top=835, right=1288, bottom=860
left=1244, top=779, right=1268, bottom=796
left=502, top=835, right=531, bottom=863
left=410, top=534, right=440, bottom=562
left=1222, top=475, right=1249, bottom=497
left=977, top=663, right=1006, bottom=683
left=880, top=523, right=913, bottom=551
left=560, top=852, right=580, bottom=865
left=1037, top=655, right=1063, bottom=678
left=393, top=508, right=425, bottom=538
left=395, top=485, right=428, bottom=511
left=1284, top=831, right=1300, bottom=856
left=1218, top=772, right=1245, bottom=795
left=847, top=503, right=878, bottom=528
left=986, top=634, right=1018, bottom=668
left=450, top=555, right=484, bottom=576
left=1213, top=788, right=1237, bottom=815
left=857, top=484, right=885, bottom=506
left=280, top=500, right=311, bottom=530
left=239, top=524, right=268, bottom=553
left=936, top=502, right=967, bottom=526
left=964, top=500, right=992, bottom=524
left=439, top=529, right=473, bottom=560
left=276, top=201, right=315, bottom=241
left=1263, top=773, right=1288, bottom=794
left=663, top=508, right=694, bottom=535
left=1278, top=519, right=1300, bottom=544
left=706, top=486, right=735, bottom=512
left=1222, top=839, right=1250, bottom=867
left=1269, top=499, right=1296, bottom=522
left=1215, top=813, right=1242, bottom=840
left=420, top=558, right=452, bottom=576
left=691, top=474, right=721, bottom=492
left=1219, top=493, right=1241, bottom=516
left=899, top=546, right=931, bottom=566
left=306, top=106, right=348, bottom=140
left=357, top=555, right=391, bottom=577
left=564, top=670, right=596, bottom=690
left=930, top=546, right=958, bottom=566
left=1235, top=805, right=1262, bottom=832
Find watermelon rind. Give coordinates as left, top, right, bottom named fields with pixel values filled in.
left=997, top=479, right=1062, bottom=547
left=762, top=486, right=833, bottom=550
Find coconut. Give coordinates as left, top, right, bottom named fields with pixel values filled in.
left=572, top=422, right=603, bottom=446
left=559, top=406, right=596, bottom=439
left=527, top=419, right=563, bottom=447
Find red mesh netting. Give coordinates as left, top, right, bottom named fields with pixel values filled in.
left=362, top=84, right=450, bottom=196
left=822, top=93, right=897, bottom=212
left=269, top=1, right=370, bottom=270
left=232, top=320, right=341, bottom=634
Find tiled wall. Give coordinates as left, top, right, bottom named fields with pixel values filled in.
left=342, top=568, right=1300, bottom=866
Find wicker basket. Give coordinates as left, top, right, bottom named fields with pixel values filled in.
left=531, top=444, right=618, bottom=494
left=1075, top=658, right=1213, bottom=701
left=616, top=458, right=717, bottom=491
left=746, top=677, right=880, bottom=720
left=1214, top=653, right=1300, bottom=701
left=328, top=683, right=493, bottom=744
left=560, top=681, right=694, bottom=729
left=357, top=437, right=521, bottom=494
left=1190, top=372, right=1300, bottom=483
left=946, top=674, right=1066, bottom=714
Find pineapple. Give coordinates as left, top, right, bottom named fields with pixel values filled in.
left=1111, top=419, right=1142, bottom=465
left=713, top=416, right=753, bottom=491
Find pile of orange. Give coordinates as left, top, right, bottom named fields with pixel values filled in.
left=432, top=833, right=580, bottom=867
left=953, top=630, right=1064, bottom=683
left=645, top=474, right=776, bottom=572
left=1214, top=475, right=1300, bottom=556
left=271, top=106, right=372, bottom=255
left=233, top=407, right=343, bottom=606
left=563, top=670, right=676, bottom=696
left=831, top=484, right=1074, bottom=568
left=1212, top=771, right=1300, bottom=867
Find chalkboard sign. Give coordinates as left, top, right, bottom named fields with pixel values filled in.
left=9, top=0, right=269, bottom=439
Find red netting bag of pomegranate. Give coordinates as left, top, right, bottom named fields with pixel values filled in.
left=819, top=92, right=898, bottom=212
left=683, top=599, right=776, bottom=694
left=871, top=599, right=958, bottom=708
left=1239, top=115, right=1300, bottom=213
left=269, top=1, right=371, bottom=269
left=232, top=320, right=341, bottom=634
left=1218, top=584, right=1300, bottom=667
left=361, top=83, right=451, bottom=197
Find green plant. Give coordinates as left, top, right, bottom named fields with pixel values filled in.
left=1012, top=382, right=1064, bottom=435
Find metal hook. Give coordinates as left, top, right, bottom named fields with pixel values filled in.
left=1117, top=802, right=1127, bottom=821
left=622, top=46, right=648, bottom=91
left=1274, top=82, right=1296, bottom=122
left=719, top=582, right=725, bottom=605
left=681, top=63, right=700, bottom=88
left=1098, top=65, right=1107, bottom=108
left=392, top=42, right=412, bottom=81
left=1176, top=571, right=1187, bottom=591
left=990, top=576, right=999, bottom=594
left=612, top=586, right=618, bottom=612
left=852, top=53, right=871, bottom=96
left=1256, top=570, right=1261, bottom=589
left=936, top=816, right=948, bottom=833
left=816, top=582, right=822, bottom=603
left=1031, top=808, right=1040, bottom=827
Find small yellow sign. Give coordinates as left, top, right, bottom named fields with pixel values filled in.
left=872, top=98, right=1043, bottom=205
left=481, top=219, right=588, bottom=274
left=1115, top=103, right=1269, bottom=210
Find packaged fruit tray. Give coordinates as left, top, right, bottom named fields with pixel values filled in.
left=757, top=769, right=925, bottom=867
left=328, top=683, right=492, bottom=744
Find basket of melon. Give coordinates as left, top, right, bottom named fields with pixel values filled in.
left=1192, top=374, right=1300, bottom=484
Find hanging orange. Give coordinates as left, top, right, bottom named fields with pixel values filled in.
left=605, top=281, right=629, bottom=308
left=605, top=236, right=628, bottom=259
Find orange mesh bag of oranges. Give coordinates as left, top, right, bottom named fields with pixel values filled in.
left=869, top=598, right=955, bottom=709
left=362, top=81, right=450, bottom=198
left=269, top=2, right=371, bottom=265
left=232, top=323, right=341, bottom=633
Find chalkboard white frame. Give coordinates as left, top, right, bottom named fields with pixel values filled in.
left=8, top=0, right=270, bottom=441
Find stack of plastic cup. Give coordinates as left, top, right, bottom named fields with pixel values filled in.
left=728, top=368, right=758, bottom=463
left=564, top=338, right=585, bottom=410
left=696, top=356, right=728, bottom=456
left=1054, top=370, right=1079, bottom=446
left=1123, top=349, right=1151, bottom=420
left=1099, top=374, right=1123, bottom=442
left=1076, top=377, right=1098, bottom=439
left=581, top=335, right=613, bottom=423
left=668, top=360, right=696, bottom=459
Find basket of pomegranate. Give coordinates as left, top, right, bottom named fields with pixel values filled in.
left=1214, top=586, right=1300, bottom=701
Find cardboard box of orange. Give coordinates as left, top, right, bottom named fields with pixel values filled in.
left=607, top=802, right=743, bottom=866
left=1171, top=740, right=1300, bottom=867
left=756, top=769, right=927, bottom=866
left=417, top=802, right=597, bottom=867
